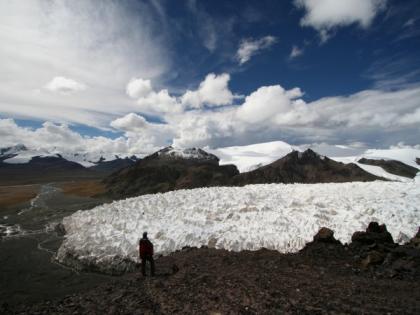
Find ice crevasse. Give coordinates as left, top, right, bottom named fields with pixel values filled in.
left=57, top=180, right=420, bottom=266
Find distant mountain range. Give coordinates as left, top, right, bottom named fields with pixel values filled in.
left=1, top=143, right=418, bottom=193
left=0, top=145, right=138, bottom=185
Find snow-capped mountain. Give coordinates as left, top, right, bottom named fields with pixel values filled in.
left=0, top=144, right=139, bottom=168
left=211, top=141, right=420, bottom=181
left=157, top=146, right=219, bottom=163
left=104, top=146, right=238, bottom=199
left=232, top=149, right=381, bottom=185
left=0, top=144, right=139, bottom=185
left=103, top=147, right=384, bottom=199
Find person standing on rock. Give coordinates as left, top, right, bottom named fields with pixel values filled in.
left=139, top=232, right=155, bottom=276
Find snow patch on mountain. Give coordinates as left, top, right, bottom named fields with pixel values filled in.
left=57, top=180, right=420, bottom=268
left=209, top=141, right=295, bottom=172
left=362, top=147, right=420, bottom=169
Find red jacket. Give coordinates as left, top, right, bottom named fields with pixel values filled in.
left=139, top=238, right=154, bottom=259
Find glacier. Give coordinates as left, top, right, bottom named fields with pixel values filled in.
left=56, top=180, right=420, bottom=270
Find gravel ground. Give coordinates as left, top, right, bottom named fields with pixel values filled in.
left=6, top=225, right=420, bottom=315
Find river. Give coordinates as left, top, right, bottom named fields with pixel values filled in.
left=0, top=183, right=117, bottom=307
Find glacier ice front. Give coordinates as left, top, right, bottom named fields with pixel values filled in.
left=57, top=181, right=420, bottom=269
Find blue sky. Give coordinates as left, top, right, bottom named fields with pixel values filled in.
left=157, top=0, right=420, bottom=98
left=0, top=0, right=420, bottom=154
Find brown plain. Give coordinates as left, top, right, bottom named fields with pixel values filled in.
left=59, top=180, right=106, bottom=198
left=0, top=185, right=40, bottom=209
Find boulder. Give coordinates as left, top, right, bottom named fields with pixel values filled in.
left=313, top=227, right=336, bottom=243
left=361, top=251, right=386, bottom=269
left=351, top=222, right=394, bottom=246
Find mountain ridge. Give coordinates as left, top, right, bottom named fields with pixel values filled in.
left=103, top=147, right=385, bottom=199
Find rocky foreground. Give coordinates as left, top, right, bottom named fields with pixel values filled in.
left=4, top=223, right=420, bottom=314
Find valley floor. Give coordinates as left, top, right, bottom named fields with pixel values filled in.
left=6, top=241, right=420, bottom=315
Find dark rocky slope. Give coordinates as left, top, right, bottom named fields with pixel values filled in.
left=104, top=148, right=384, bottom=199
left=90, top=156, right=138, bottom=175
left=358, top=157, right=419, bottom=178
left=233, top=149, right=383, bottom=185
left=103, top=147, right=239, bottom=199
left=8, top=223, right=420, bottom=314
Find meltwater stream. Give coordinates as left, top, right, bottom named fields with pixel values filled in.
left=0, top=183, right=113, bottom=307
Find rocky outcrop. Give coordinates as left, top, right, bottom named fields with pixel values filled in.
left=351, top=221, right=395, bottom=246
left=358, top=158, right=419, bottom=178
left=349, top=222, right=420, bottom=279
left=313, top=227, right=338, bottom=243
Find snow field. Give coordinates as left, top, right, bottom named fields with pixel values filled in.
left=57, top=181, right=420, bottom=267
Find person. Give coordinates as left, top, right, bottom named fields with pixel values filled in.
left=139, top=232, right=155, bottom=276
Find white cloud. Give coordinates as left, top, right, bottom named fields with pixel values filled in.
left=126, top=78, right=153, bottom=99
left=289, top=45, right=304, bottom=59
left=236, top=85, right=301, bottom=124
left=0, top=118, right=129, bottom=156
left=123, top=77, right=182, bottom=115
left=236, top=36, right=277, bottom=64
left=137, top=90, right=183, bottom=115
left=173, top=84, right=420, bottom=148
left=44, top=76, right=86, bottom=94
left=110, top=113, right=148, bottom=132
left=181, top=73, right=234, bottom=109
left=3, top=70, right=420, bottom=153
left=294, top=0, right=387, bottom=41
left=0, top=1, right=169, bottom=127
left=0, top=117, right=173, bottom=157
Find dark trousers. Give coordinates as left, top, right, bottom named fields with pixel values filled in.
left=141, top=255, right=155, bottom=276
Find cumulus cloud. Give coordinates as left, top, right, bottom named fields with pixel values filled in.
left=123, top=73, right=235, bottom=115
left=181, top=73, right=234, bottom=109
left=110, top=113, right=148, bottom=132
left=294, top=0, right=387, bottom=41
left=126, top=78, right=153, bottom=99
left=44, top=76, right=86, bottom=94
left=236, top=86, right=302, bottom=124
left=236, top=36, right=277, bottom=64
left=173, top=84, right=420, bottom=148
left=289, top=45, right=304, bottom=59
